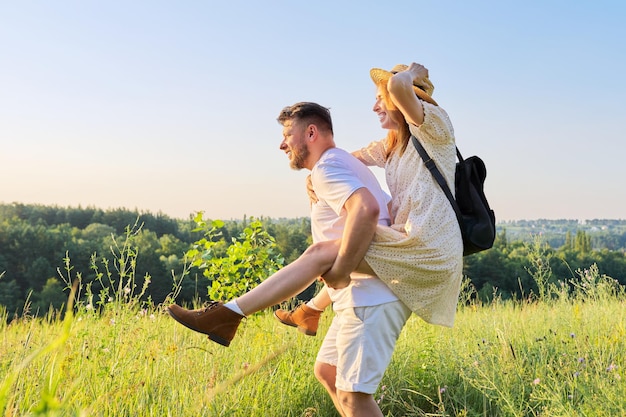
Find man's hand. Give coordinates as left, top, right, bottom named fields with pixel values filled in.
left=306, top=175, right=318, bottom=205
left=321, top=270, right=351, bottom=289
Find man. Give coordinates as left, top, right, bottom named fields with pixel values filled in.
left=169, top=102, right=411, bottom=416
left=277, top=102, right=411, bottom=416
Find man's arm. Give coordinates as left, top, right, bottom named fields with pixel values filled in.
left=322, top=187, right=379, bottom=289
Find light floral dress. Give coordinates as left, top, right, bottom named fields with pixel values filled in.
left=358, top=102, right=463, bottom=327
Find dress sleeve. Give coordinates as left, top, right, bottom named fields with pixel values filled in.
left=411, top=102, right=455, bottom=145
left=353, top=140, right=387, bottom=168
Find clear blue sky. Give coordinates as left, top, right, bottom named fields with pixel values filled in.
left=1, top=1, right=625, bottom=221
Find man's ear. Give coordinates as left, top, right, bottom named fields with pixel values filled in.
left=307, top=124, right=317, bottom=141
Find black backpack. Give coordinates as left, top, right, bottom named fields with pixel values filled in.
left=412, top=136, right=496, bottom=256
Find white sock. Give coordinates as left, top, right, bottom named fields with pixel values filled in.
left=306, top=299, right=323, bottom=311
left=224, top=300, right=246, bottom=317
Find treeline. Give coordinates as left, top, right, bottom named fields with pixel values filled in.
left=464, top=229, right=626, bottom=301
left=500, top=218, right=626, bottom=250
left=1, top=203, right=625, bottom=317
left=0, top=203, right=311, bottom=316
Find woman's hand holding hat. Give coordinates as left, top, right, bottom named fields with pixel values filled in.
left=371, top=62, right=437, bottom=106
left=406, top=63, right=429, bottom=85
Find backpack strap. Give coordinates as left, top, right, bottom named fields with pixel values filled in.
left=411, top=135, right=464, bottom=230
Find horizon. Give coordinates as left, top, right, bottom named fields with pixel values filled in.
left=1, top=201, right=624, bottom=224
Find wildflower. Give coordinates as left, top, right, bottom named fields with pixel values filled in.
left=149, top=314, right=156, bottom=321
left=124, top=287, right=131, bottom=295
left=578, top=357, right=585, bottom=363
left=573, top=372, right=580, bottom=377
left=242, top=362, right=250, bottom=370
left=439, top=386, right=447, bottom=394
left=570, top=333, right=576, bottom=338
left=607, top=363, right=617, bottom=372
left=86, top=303, right=93, bottom=310
left=377, top=385, right=387, bottom=404
left=532, top=378, right=541, bottom=385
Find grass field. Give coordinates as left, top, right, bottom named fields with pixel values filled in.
left=1, top=265, right=625, bottom=416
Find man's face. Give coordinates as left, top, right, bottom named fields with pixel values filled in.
left=280, top=119, right=310, bottom=170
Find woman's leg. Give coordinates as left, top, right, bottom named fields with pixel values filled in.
left=309, top=287, right=332, bottom=310
left=234, top=239, right=340, bottom=315
left=273, top=257, right=375, bottom=334
left=273, top=286, right=331, bottom=336
left=311, top=256, right=375, bottom=311
left=167, top=239, right=341, bottom=346
left=167, top=240, right=379, bottom=346
left=235, top=236, right=375, bottom=315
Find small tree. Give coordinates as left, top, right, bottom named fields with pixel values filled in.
left=35, top=277, right=67, bottom=313
left=186, top=214, right=285, bottom=302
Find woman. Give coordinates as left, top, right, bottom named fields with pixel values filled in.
left=276, top=62, right=464, bottom=332
left=168, top=62, right=463, bottom=346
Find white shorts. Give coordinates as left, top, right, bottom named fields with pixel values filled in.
left=316, top=300, right=411, bottom=394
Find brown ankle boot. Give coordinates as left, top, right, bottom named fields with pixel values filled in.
left=167, top=302, right=243, bottom=347
left=274, top=304, right=322, bottom=336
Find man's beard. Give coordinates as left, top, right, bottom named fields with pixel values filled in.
left=290, top=140, right=309, bottom=170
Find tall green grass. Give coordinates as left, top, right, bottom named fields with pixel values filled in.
left=1, top=243, right=625, bottom=416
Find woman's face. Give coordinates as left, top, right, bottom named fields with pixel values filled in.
left=372, top=87, right=399, bottom=130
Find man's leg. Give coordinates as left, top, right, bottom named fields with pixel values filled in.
left=315, top=314, right=350, bottom=416
left=336, top=390, right=382, bottom=417
left=333, top=301, right=412, bottom=415
left=314, top=361, right=346, bottom=417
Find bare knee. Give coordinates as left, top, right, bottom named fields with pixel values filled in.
left=314, top=361, right=335, bottom=388
left=302, top=240, right=339, bottom=270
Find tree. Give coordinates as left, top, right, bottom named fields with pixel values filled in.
left=35, top=277, right=68, bottom=313
left=186, top=215, right=285, bottom=302
left=564, top=231, right=573, bottom=250
left=574, top=230, right=591, bottom=253
left=25, top=257, right=54, bottom=292
left=0, top=279, right=23, bottom=318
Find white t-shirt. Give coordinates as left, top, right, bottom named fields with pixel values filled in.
left=310, top=147, right=398, bottom=311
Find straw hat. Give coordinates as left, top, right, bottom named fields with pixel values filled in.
left=370, top=64, right=438, bottom=106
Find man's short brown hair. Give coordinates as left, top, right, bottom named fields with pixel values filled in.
left=277, top=102, right=333, bottom=134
